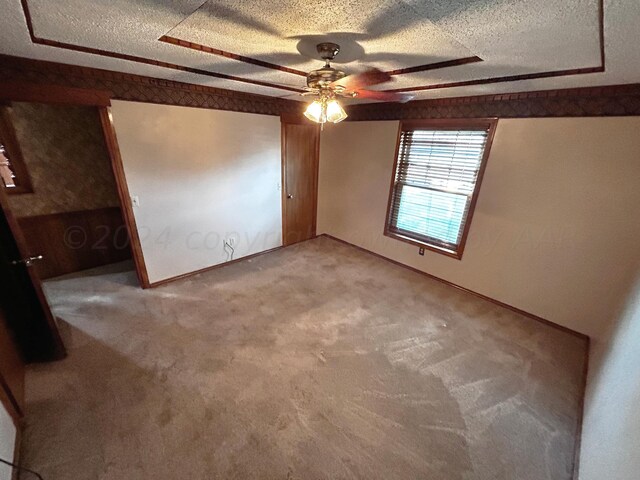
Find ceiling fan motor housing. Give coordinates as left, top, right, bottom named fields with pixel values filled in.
left=307, top=66, right=346, bottom=89
left=307, top=42, right=347, bottom=90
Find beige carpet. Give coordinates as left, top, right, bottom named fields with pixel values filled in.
left=21, top=236, right=587, bottom=479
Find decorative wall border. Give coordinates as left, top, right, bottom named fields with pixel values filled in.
left=0, top=54, right=303, bottom=117
left=346, top=83, right=640, bottom=120
left=2, top=53, right=639, bottom=120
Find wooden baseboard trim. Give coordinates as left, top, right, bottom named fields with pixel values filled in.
left=319, top=233, right=589, bottom=341
left=572, top=340, right=591, bottom=480
left=147, top=235, right=325, bottom=288
left=147, top=245, right=285, bottom=288
left=145, top=236, right=318, bottom=288
left=11, top=422, right=22, bottom=480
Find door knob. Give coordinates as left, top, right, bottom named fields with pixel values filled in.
left=287, top=194, right=294, bottom=199
left=11, top=255, right=43, bottom=267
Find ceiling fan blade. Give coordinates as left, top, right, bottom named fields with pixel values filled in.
left=354, top=90, right=414, bottom=103
left=280, top=92, right=316, bottom=99
left=330, top=68, right=392, bottom=91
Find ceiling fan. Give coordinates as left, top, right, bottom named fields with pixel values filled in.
left=299, top=42, right=414, bottom=125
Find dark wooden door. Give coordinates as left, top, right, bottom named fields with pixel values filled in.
left=0, top=186, right=65, bottom=363
left=282, top=117, right=320, bottom=246
left=0, top=305, right=24, bottom=417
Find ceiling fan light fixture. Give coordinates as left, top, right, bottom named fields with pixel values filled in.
left=304, top=97, right=348, bottom=125
left=326, top=99, right=347, bottom=123
left=304, top=99, right=325, bottom=123
left=299, top=43, right=410, bottom=124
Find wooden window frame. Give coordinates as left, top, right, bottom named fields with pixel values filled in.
left=0, top=104, right=34, bottom=194
left=384, top=118, right=498, bottom=260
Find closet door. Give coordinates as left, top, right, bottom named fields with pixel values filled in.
left=281, top=115, right=320, bottom=246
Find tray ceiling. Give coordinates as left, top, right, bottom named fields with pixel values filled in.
left=1, top=0, right=640, bottom=102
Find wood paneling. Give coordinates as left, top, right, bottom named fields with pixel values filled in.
left=0, top=81, right=111, bottom=107
left=17, top=207, right=131, bottom=280
left=282, top=117, right=320, bottom=246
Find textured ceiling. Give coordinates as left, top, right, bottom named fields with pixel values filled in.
left=1, top=0, right=640, bottom=102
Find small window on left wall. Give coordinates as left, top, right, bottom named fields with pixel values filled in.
left=0, top=105, right=33, bottom=194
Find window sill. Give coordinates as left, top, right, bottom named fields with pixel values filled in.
left=5, top=188, right=33, bottom=195
left=384, top=229, right=463, bottom=260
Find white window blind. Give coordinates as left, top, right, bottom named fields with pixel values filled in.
left=387, top=127, right=491, bottom=253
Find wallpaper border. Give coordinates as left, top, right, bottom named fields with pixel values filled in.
left=0, top=54, right=302, bottom=116
left=346, top=83, right=640, bottom=120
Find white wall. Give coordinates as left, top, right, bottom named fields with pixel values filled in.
left=579, top=273, right=640, bottom=480
left=317, top=118, right=640, bottom=339
left=111, top=101, right=282, bottom=284
left=0, top=402, right=16, bottom=480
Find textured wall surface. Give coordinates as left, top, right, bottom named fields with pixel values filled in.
left=580, top=273, right=640, bottom=480
left=111, top=100, right=282, bottom=284
left=6, top=102, right=119, bottom=217
left=317, top=118, right=640, bottom=339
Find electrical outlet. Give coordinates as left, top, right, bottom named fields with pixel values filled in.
left=419, top=247, right=425, bottom=256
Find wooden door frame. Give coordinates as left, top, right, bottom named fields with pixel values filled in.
left=0, top=81, right=149, bottom=288
left=0, top=307, right=25, bottom=417
left=280, top=113, right=321, bottom=246
left=98, top=108, right=150, bottom=288
left=0, top=372, right=21, bottom=473
left=0, top=81, right=112, bottom=107
left=0, top=317, right=23, bottom=473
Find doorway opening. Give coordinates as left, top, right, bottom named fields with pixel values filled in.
left=0, top=101, right=132, bottom=281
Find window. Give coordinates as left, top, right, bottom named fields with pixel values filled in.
left=0, top=143, right=16, bottom=187
left=385, top=119, right=497, bottom=259
left=0, top=105, right=33, bottom=194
